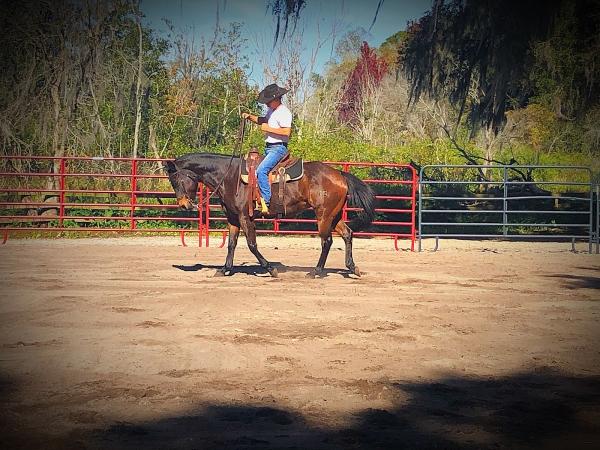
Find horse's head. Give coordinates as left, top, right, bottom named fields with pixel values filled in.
left=164, top=161, right=199, bottom=211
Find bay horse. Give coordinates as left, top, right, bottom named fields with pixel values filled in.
left=165, top=152, right=375, bottom=278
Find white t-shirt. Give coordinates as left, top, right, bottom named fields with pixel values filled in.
left=264, top=103, right=292, bottom=144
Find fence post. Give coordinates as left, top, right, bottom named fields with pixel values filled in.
left=596, top=184, right=600, bottom=254
left=197, top=184, right=203, bottom=248
left=410, top=168, right=417, bottom=252
left=588, top=181, right=594, bottom=254
left=418, top=167, right=423, bottom=252
left=502, top=167, right=508, bottom=237
left=59, top=158, right=66, bottom=227
left=342, top=163, right=350, bottom=223
left=205, top=185, right=210, bottom=247
left=130, top=159, right=137, bottom=230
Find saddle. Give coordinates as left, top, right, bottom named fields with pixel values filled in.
left=240, top=147, right=304, bottom=217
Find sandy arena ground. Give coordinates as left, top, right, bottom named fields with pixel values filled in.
left=0, top=236, right=599, bottom=449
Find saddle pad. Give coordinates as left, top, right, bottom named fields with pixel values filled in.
left=241, top=158, right=304, bottom=184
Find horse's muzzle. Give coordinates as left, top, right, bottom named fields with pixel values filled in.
left=177, top=197, right=198, bottom=211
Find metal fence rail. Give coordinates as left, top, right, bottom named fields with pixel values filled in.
left=0, top=155, right=210, bottom=246
left=3, top=156, right=594, bottom=253
left=0, top=155, right=417, bottom=250
left=418, top=164, right=594, bottom=252
left=595, top=184, right=600, bottom=254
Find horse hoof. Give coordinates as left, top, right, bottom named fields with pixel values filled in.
left=213, top=270, right=226, bottom=277
left=268, top=267, right=279, bottom=278
left=307, top=270, right=325, bottom=278
left=353, top=266, right=361, bottom=277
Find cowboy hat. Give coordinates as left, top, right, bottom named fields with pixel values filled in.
left=257, top=83, right=289, bottom=104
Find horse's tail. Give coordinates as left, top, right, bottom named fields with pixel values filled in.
left=341, top=171, right=376, bottom=230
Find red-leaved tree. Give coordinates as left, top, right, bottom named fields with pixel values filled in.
left=338, top=41, right=388, bottom=128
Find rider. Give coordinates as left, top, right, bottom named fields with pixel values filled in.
left=241, top=83, right=292, bottom=214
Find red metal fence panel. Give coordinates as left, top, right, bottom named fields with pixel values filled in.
left=0, top=155, right=417, bottom=250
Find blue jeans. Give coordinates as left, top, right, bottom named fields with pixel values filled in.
left=257, top=143, right=288, bottom=204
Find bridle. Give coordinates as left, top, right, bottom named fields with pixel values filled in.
left=173, top=118, right=247, bottom=212
left=175, top=170, right=201, bottom=211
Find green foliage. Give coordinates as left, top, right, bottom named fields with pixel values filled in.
left=378, top=30, right=408, bottom=70
left=0, top=1, right=597, bottom=187
left=402, top=0, right=599, bottom=133
left=530, top=0, right=600, bottom=121
left=287, top=124, right=476, bottom=167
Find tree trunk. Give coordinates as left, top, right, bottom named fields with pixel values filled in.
left=132, top=14, right=143, bottom=159
left=42, top=80, right=66, bottom=218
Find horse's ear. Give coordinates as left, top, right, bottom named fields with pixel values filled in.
left=164, top=161, right=177, bottom=174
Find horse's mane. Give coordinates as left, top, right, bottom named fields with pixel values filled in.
left=175, top=152, right=235, bottom=162
left=175, top=152, right=240, bottom=173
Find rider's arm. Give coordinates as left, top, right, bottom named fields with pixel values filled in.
left=241, top=113, right=266, bottom=125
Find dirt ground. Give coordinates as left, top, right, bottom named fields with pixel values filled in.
left=0, top=236, right=599, bottom=449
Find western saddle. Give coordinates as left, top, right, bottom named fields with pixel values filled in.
left=241, top=147, right=303, bottom=217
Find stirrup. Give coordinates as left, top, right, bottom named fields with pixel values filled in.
left=260, top=197, right=270, bottom=214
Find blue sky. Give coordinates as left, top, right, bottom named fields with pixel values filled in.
left=141, top=0, right=432, bottom=85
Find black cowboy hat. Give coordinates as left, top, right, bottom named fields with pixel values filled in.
left=257, top=83, right=289, bottom=104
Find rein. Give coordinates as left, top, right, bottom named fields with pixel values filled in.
left=179, top=119, right=246, bottom=211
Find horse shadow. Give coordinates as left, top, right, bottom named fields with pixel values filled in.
left=172, top=262, right=358, bottom=278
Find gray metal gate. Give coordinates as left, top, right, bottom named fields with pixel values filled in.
left=418, top=165, right=595, bottom=253
left=595, top=184, right=599, bottom=254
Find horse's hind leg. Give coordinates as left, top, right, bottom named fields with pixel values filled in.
left=240, top=216, right=278, bottom=278
left=335, top=220, right=361, bottom=277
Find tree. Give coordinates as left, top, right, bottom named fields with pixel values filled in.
left=164, top=22, right=257, bottom=153
left=254, top=17, right=336, bottom=140
left=0, top=0, right=170, bottom=161
left=131, top=0, right=144, bottom=159
left=402, top=0, right=599, bottom=132
left=338, top=42, right=387, bottom=141
left=266, top=0, right=307, bottom=46
left=529, top=1, right=600, bottom=121
left=267, top=0, right=385, bottom=45
left=334, top=28, right=370, bottom=63
left=378, top=30, right=408, bottom=71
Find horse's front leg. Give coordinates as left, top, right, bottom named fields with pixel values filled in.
left=214, top=223, right=240, bottom=277
left=241, top=216, right=278, bottom=277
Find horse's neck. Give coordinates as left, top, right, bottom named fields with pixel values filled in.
left=178, top=160, right=218, bottom=189
left=179, top=155, right=236, bottom=191
left=197, top=169, right=221, bottom=191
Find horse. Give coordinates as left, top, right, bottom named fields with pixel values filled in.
left=165, top=152, right=375, bottom=278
